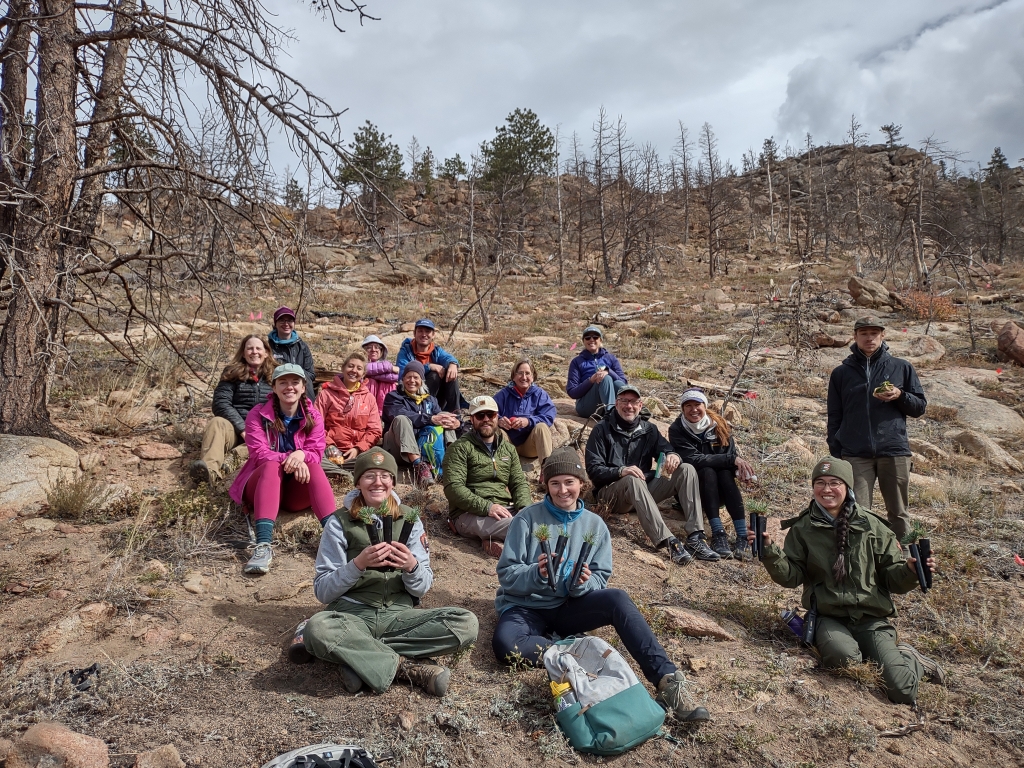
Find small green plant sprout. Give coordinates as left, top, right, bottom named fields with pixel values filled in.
left=535, top=524, right=556, bottom=590
left=582, top=530, right=598, bottom=546
left=534, top=524, right=550, bottom=542
left=900, top=519, right=929, bottom=546
left=397, top=507, right=420, bottom=546
left=358, top=507, right=381, bottom=544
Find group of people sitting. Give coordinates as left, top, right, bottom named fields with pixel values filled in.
left=187, top=309, right=944, bottom=712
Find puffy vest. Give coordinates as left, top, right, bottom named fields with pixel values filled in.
left=331, top=508, right=416, bottom=610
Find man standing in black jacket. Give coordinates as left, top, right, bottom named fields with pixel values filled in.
left=585, top=385, right=719, bottom=565
left=827, top=318, right=927, bottom=540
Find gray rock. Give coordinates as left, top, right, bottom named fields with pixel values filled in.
left=0, top=435, right=79, bottom=513
left=921, top=370, right=1024, bottom=437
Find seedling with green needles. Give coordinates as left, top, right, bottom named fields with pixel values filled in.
left=535, top=525, right=556, bottom=590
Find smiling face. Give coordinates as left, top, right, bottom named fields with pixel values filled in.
left=413, top=326, right=434, bottom=349
left=682, top=400, right=706, bottom=423
left=357, top=468, right=394, bottom=506
left=402, top=370, right=422, bottom=392
left=812, top=476, right=848, bottom=514
left=582, top=332, right=602, bottom=353
left=273, top=374, right=305, bottom=407
left=547, top=475, right=582, bottom=510
left=342, top=357, right=365, bottom=385
left=471, top=410, right=497, bottom=439
left=364, top=342, right=384, bottom=362
left=513, top=362, right=534, bottom=390
left=243, top=337, right=268, bottom=366
left=274, top=314, right=296, bottom=338
left=614, top=392, right=642, bottom=421
left=855, top=327, right=884, bottom=357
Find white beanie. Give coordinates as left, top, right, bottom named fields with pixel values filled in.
left=680, top=388, right=708, bottom=406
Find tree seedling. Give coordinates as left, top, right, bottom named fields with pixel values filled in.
left=397, top=507, right=420, bottom=547
left=535, top=525, right=556, bottom=591
left=358, top=507, right=381, bottom=545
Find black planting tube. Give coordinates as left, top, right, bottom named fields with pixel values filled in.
left=909, top=543, right=928, bottom=593
left=381, top=515, right=393, bottom=544
left=756, top=515, right=768, bottom=559
left=918, top=538, right=933, bottom=589
left=750, top=513, right=759, bottom=558
left=540, top=539, right=556, bottom=591
left=552, top=534, right=569, bottom=586
left=365, top=519, right=380, bottom=546
left=569, top=543, right=593, bottom=589
left=397, top=521, right=413, bottom=547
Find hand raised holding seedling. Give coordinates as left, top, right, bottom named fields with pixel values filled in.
left=872, top=380, right=902, bottom=402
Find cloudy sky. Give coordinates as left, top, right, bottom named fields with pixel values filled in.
left=264, top=0, right=1023, bottom=178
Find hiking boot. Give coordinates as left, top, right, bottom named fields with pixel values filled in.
left=414, top=460, right=435, bottom=488
left=287, top=620, right=314, bottom=664
left=398, top=658, right=451, bottom=697
left=657, top=671, right=711, bottom=723
left=732, top=537, right=751, bottom=562
left=481, top=539, right=504, bottom=558
left=188, top=459, right=212, bottom=486
left=339, top=664, right=364, bottom=694
left=685, top=533, right=721, bottom=562
left=244, top=543, right=273, bottom=574
left=897, top=643, right=946, bottom=686
left=666, top=537, right=694, bottom=566
left=710, top=531, right=733, bottom=559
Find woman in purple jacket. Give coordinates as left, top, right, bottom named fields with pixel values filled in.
left=494, top=358, right=557, bottom=463
left=565, top=325, right=628, bottom=418
left=361, top=334, right=399, bottom=418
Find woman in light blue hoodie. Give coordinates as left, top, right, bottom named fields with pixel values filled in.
left=492, top=447, right=710, bottom=722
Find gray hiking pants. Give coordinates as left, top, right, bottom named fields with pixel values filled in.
left=596, top=465, right=704, bottom=547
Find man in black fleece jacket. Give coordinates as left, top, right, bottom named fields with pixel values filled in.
left=585, top=386, right=719, bottom=564
left=827, top=318, right=927, bottom=540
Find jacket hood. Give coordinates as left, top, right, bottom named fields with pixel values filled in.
left=254, top=394, right=311, bottom=422
left=361, top=334, right=389, bottom=358
left=323, top=376, right=368, bottom=394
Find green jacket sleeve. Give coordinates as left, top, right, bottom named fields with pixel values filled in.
left=441, top=441, right=491, bottom=517
left=762, top=529, right=808, bottom=589
left=507, top=445, right=533, bottom=511
left=878, top=532, right=920, bottom=595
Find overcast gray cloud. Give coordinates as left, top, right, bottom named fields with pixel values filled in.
left=265, top=0, right=1024, bottom=182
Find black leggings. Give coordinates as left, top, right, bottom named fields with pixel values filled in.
left=425, top=366, right=463, bottom=413
left=696, top=466, right=745, bottom=522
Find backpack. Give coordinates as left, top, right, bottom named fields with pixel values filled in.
left=260, top=744, right=378, bottom=768
left=542, top=636, right=666, bottom=755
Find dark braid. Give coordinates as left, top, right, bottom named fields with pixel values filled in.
left=832, top=495, right=855, bottom=583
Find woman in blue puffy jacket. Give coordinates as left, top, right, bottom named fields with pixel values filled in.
left=494, top=358, right=557, bottom=464
left=565, top=325, right=627, bottom=418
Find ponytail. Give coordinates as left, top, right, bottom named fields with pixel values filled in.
left=707, top=410, right=731, bottom=447
left=831, top=495, right=855, bottom=583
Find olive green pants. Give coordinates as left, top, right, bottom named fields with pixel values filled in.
left=199, top=417, right=248, bottom=477
left=303, top=601, right=479, bottom=693
left=845, top=456, right=912, bottom=541
left=815, top=616, right=923, bottom=704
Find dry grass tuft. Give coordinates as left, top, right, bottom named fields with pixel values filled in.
left=45, top=470, right=112, bottom=520
left=829, top=661, right=885, bottom=691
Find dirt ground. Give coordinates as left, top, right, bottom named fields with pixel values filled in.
left=2, top=260, right=1023, bottom=768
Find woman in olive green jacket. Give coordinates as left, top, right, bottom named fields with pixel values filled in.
left=751, top=456, right=943, bottom=705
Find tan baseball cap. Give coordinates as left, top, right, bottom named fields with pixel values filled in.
left=468, top=395, right=499, bottom=415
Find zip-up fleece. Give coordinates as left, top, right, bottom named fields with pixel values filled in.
left=827, top=342, right=926, bottom=459
left=762, top=500, right=919, bottom=623
left=584, top=410, right=674, bottom=492
left=667, top=417, right=737, bottom=470
left=396, top=338, right=458, bottom=379
left=441, top=430, right=533, bottom=518
left=492, top=382, right=557, bottom=446
left=565, top=348, right=627, bottom=399
left=228, top=396, right=326, bottom=504
left=313, top=378, right=382, bottom=453
left=364, top=360, right=398, bottom=416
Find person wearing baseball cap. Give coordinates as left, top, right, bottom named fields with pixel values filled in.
left=566, top=324, right=629, bottom=418
left=826, top=315, right=927, bottom=540
left=395, top=318, right=465, bottom=412
left=266, top=305, right=316, bottom=398
left=290, top=447, right=479, bottom=698
left=750, top=457, right=943, bottom=705
left=441, top=395, right=533, bottom=558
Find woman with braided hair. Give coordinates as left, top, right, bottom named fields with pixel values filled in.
left=750, top=457, right=944, bottom=705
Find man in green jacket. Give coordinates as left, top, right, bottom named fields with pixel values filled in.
left=442, top=396, right=534, bottom=558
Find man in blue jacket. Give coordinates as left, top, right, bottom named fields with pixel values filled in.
left=827, top=318, right=927, bottom=540
left=396, top=318, right=464, bottom=413
left=565, top=325, right=628, bottom=418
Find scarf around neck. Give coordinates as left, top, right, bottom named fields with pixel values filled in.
left=682, top=414, right=713, bottom=436
left=404, top=386, right=430, bottom=406
left=543, top=495, right=585, bottom=526
left=269, top=330, right=299, bottom=346
left=412, top=341, right=435, bottom=364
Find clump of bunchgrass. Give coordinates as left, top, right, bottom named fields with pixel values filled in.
left=44, top=470, right=112, bottom=520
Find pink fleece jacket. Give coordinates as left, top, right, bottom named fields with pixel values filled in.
left=364, top=360, right=399, bottom=417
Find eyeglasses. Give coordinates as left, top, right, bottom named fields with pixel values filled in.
left=361, top=472, right=392, bottom=483
left=472, top=412, right=498, bottom=420
left=616, top=398, right=641, bottom=407
left=813, top=480, right=845, bottom=490
left=583, top=335, right=600, bottom=341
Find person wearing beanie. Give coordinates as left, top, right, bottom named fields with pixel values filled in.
left=382, top=360, right=461, bottom=488
left=442, top=395, right=533, bottom=558
left=751, top=456, right=944, bottom=705
left=266, top=306, right=316, bottom=398
left=361, top=334, right=399, bottom=417
left=395, top=318, right=465, bottom=412
left=669, top=388, right=758, bottom=560
left=289, top=448, right=479, bottom=698
left=565, top=325, right=629, bottom=418
left=827, top=317, right=927, bottom=540
left=585, top=385, right=719, bottom=566
left=492, top=447, right=711, bottom=724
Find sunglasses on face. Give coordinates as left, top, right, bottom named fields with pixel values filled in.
left=583, top=335, right=600, bottom=341
left=472, top=412, right=498, bottom=420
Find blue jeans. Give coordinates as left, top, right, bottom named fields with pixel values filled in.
left=575, top=376, right=625, bottom=418
left=491, top=588, right=675, bottom=686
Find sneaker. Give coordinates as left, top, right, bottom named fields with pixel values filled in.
left=188, top=459, right=212, bottom=486
left=414, top=460, right=435, bottom=488
left=287, top=620, right=314, bottom=664
left=732, top=538, right=751, bottom=562
left=339, top=664, right=364, bottom=694
left=244, top=543, right=273, bottom=574
left=897, top=643, right=946, bottom=686
left=666, top=537, right=694, bottom=566
left=656, top=671, right=711, bottom=723
left=710, top=531, right=733, bottom=559
left=685, top=533, right=721, bottom=562
left=481, top=539, right=504, bottom=558
left=398, top=658, right=451, bottom=697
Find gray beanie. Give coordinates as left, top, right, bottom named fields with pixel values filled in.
left=542, top=447, right=587, bottom=483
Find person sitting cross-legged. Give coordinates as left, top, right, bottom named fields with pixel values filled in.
left=442, top=396, right=533, bottom=558
left=494, top=357, right=557, bottom=465
left=287, top=448, right=479, bottom=698
left=314, top=350, right=382, bottom=479
left=585, top=385, right=719, bottom=565
left=491, top=448, right=710, bottom=723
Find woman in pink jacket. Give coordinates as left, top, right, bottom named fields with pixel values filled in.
left=361, top=335, right=399, bottom=417
left=314, top=350, right=383, bottom=477
left=229, top=364, right=336, bottom=575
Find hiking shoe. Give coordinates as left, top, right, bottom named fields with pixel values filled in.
left=244, top=543, right=273, bottom=574
left=398, top=658, right=451, bottom=697
left=188, top=459, right=212, bottom=486
left=657, top=671, right=711, bottom=723
left=685, top=533, right=721, bottom=562
left=898, top=643, right=946, bottom=686
left=287, top=620, right=314, bottom=664
left=666, top=537, right=694, bottom=566
left=339, top=664, right=364, bottom=694
left=732, top=537, right=751, bottom=562
left=481, top=539, right=504, bottom=558
left=710, top=531, right=733, bottom=559
left=414, top=460, right=435, bottom=488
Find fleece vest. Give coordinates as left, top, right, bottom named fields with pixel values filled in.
left=333, top=509, right=416, bottom=609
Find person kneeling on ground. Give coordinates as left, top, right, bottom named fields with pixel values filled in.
left=314, top=350, right=382, bottom=479
left=288, top=448, right=479, bottom=697
left=752, top=456, right=944, bottom=705
left=396, top=318, right=464, bottom=412
left=228, top=364, right=336, bottom=575
left=494, top=358, right=557, bottom=465
left=491, top=447, right=710, bottom=722
left=190, top=334, right=275, bottom=486
left=585, top=385, right=719, bottom=565
left=382, top=361, right=461, bottom=488
left=669, top=388, right=757, bottom=560
left=442, top=395, right=533, bottom=558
